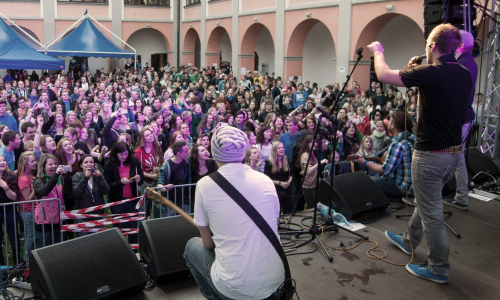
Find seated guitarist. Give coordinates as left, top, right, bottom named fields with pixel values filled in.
left=184, top=126, right=284, bottom=299
left=356, top=110, right=416, bottom=199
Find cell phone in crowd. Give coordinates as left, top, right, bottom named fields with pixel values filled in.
left=61, top=165, right=71, bottom=173
left=90, top=168, right=96, bottom=173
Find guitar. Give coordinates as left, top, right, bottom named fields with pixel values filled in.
left=346, top=145, right=389, bottom=164
left=145, top=187, right=199, bottom=230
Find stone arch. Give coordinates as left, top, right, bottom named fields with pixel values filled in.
left=183, top=28, right=201, bottom=67
left=285, top=19, right=336, bottom=87
left=126, top=28, right=170, bottom=70
left=206, top=26, right=232, bottom=68
left=353, top=13, right=424, bottom=90
left=240, top=23, right=275, bottom=75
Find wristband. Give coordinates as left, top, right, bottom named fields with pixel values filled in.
left=365, top=161, right=369, bottom=166
left=4, top=188, right=9, bottom=192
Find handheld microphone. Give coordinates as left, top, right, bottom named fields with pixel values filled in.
left=403, top=55, right=426, bottom=70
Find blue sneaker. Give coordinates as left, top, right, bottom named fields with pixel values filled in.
left=406, top=262, right=448, bottom=283
left=385, top=230, right=412, bottom=254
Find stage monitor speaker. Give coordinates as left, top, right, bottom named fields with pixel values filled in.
left=467, top=147, right=500, bottom=183
left=318, top=171, right=389, bottom=221
left=30, top=228, right=147, bottom=300
left=139, top=215, right=200, bottom=284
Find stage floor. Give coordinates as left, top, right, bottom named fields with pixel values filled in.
left=11, top=195, right=500, bottom=300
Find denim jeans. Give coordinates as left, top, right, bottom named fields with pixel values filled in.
left=401, top=150, right=459, bottom=277
left=303, top=188, right=316, bottom=210
left=454, top=121, right=473, bottom=205
left=110, top=200, right=139, bottom=244
left=0, top=209, right=21, bottom=265
left=373, top=176, right=404, bottom=199
left=183, top=237, right=232, bottom=300
left=20, top=211, right=34, bottom=262
left=35, top=225, right=62, bottom=248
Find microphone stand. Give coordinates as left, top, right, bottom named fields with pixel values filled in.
left=283, top=107, right=367, bottom=263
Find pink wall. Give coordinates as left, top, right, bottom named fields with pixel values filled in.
left=206, top=18, right=232, bottom=51
left=184, top=5, right=202, bottom=20
left=55, top=20, right=112, bottom=39
left=350, top=1, right=422, bottom=90
left=239, top=14, right=276, bottom=54
left=284, top=7, right=338, bottom=81
left=122, top=22, right=173, bottom=50
left=57, top=4, right=109, bottom=18
left=289, top=0, right=325, bottom=5
left=182, top=22, right=201, bottom=66
left=11, top=20, right=44, bottom=44
left=0, top=3, right=40, bottom=18
left=208, top=0, right=233, bottom=17
left=241, top=0, right=275, bottom=11
left=351, top=0, right=423, bottom=56
left=124, top=6, right=171, bottom=19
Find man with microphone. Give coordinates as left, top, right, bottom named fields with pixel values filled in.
left=367, top=24, right=472, bottom=283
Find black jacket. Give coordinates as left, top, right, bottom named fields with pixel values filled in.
left=103, top=156, right=144, bottom=203
left=33, top=173, right=73, bottom=201
left=72, top=172, right=110, bottom=212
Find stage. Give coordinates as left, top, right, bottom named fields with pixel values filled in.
left=9, top=195, right=500, bottom=300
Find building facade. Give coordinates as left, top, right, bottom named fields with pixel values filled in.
left=0, top=0, right=485, bottom=90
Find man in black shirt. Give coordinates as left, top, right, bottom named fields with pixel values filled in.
left=368, top=24, right=472, bottom=284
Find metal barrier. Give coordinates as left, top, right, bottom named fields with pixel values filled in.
left=0, top=198, right=62, bottom=269
left=147, top=184, right=196, bottom=219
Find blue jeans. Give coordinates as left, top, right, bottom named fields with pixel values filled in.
left=373, top=176, right=404, bottom=198
left=0, top=209, right=21, bottom=265
left=183, top=237, right=232, bottom=300
left=35, top=224, right=62, bottom=248
left=401, top=150, right=459, bottom=277
left=110, top=200, right=138, bottom=244
left=454, top=121, right=473, bottom=205
left=20, top=211, right=34, bottom=262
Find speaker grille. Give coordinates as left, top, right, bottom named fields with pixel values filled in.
left=31, top=228, right=147, bottom=300
left=139, top=215, right=200, bottom=283
left=467, top=148, right=500, bottom=183
left=319, top=172, right=389, bottom=220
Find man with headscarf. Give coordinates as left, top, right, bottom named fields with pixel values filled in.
left=184, top=126, right=284, bottom=299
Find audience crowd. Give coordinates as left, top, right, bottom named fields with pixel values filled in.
left=0, top=63, right=466, bottom=264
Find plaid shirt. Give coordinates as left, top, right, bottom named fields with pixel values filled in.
left=382, top=131, right=415, bottom=196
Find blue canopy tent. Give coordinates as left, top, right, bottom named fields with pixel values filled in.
left=45, top=15, right=135, bottom=59
left=0, top=17, right=65, bottom=70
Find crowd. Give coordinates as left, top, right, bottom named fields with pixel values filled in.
left=0, top=62, right=436, bottom=265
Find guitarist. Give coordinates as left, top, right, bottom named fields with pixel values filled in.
left=355, top=110, right=415, bottom=200
left=183, top=126, right=284, bottom=299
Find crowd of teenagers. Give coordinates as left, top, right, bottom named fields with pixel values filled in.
left=0, top=64, right=435, bottom=264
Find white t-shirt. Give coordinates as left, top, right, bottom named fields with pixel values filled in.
left=194, top=163, right=284, bottom=300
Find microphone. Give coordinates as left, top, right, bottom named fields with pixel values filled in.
left=307, top=102, right=338, bottom=126
left=403, top=55, right=426, bottom=70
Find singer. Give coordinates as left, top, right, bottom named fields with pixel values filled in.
left=367, top=24, right=472, bottom=284
left=183, top=126, right=284, bottom=299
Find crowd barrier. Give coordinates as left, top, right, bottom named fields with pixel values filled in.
left=148, top=183, right=197, bottom=218
left=0, top=184, right=196, bottom=268
left=0, top=198, right=62, bottom=269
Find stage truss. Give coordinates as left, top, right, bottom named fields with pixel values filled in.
left=479, top=0, right=500, bottom=157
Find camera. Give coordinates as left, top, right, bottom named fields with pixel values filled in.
left=90, top=168, right=96, bottom=173
left=61, top=165, right=71, bottom=173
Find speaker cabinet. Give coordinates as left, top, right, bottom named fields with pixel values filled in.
left=467, top=147, right=500, bottom=183
left=318, top=171, right=389, bottom=220
left=139, top=215, right=200, bottom=284
left=30, top=228, right=147, bottom=300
